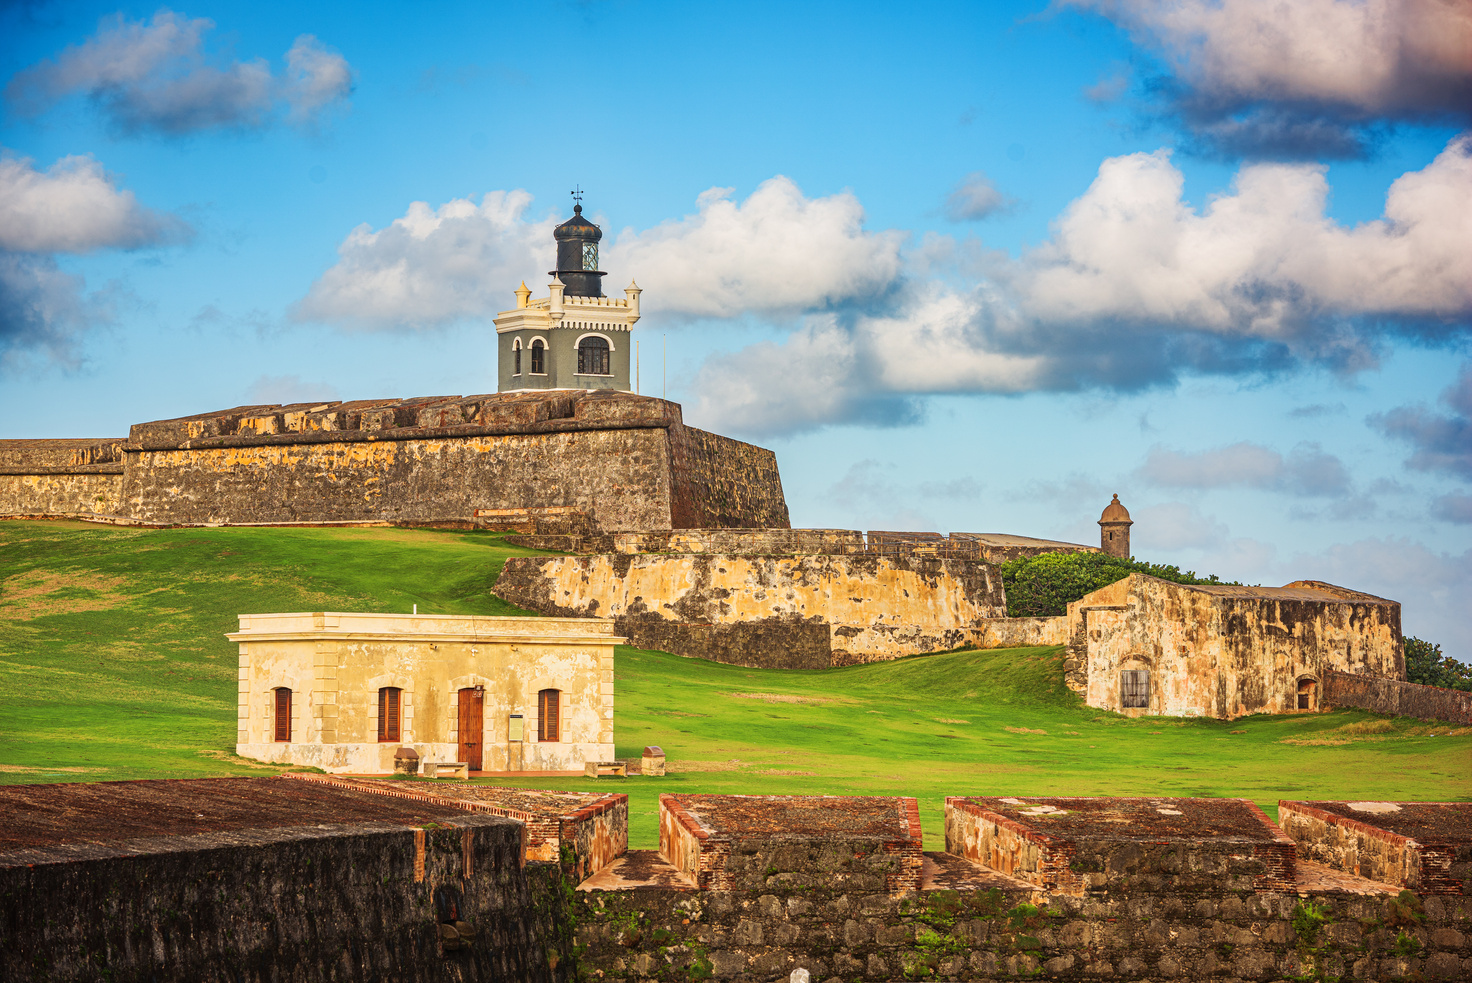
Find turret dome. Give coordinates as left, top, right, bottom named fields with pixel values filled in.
left=1099, top=493, right=1132, bottom=524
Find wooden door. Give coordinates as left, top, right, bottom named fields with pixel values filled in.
left=458, top=688, right=483, bottom=771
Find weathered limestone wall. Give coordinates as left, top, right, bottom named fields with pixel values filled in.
left=0, top=814, right=568, bottom=983
left=1322, top=669, right=1472, bottom=724
left=121, top=428, right=677, bottom=529
left=1065, top=575, right=1404, bottom=719
left=971, top=617, right=1067, bottom=649
left=0, top=438, right=125, bottom=518
left=1, top=392, right=790, bottom=532
left=668, top=426, right=791, bottom=530
left=613, top=527, right=867, bottom=555
left=232, top=612, right=619, bottom=773
left=0, top=471, right=122, bottom=517
left=493, top=553, right=1008, bottom=668
left=577, top=865, right=1472, bottom=980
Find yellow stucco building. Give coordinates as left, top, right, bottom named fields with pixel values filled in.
left=231, top=612, right=620, bottom=774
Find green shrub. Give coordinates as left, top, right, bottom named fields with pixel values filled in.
left=1000, top=551, right=1235, bottom=617
left=1404, top=637, right=1472, bottom=691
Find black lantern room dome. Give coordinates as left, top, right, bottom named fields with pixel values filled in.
left=551, top=202, right=606, bottom=297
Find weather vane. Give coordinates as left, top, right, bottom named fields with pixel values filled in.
left=571, top=186, right=584, bottom=205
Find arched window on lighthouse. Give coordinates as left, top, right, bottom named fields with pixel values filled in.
left=530, top=339, right=546, bottom=375
left=512, top=338, right=522, bottom=375
left=577, top=335, right=610, bottom=375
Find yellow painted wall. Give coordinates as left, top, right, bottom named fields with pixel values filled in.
left=232, top=612, right=619, bottom=773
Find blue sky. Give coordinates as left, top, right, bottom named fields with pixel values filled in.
left=3, top=0, right=1470, bottom=653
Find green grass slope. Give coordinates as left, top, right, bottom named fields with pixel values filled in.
left=2, top=521, right=1467, bottom=849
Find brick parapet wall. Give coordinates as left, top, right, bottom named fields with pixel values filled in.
left=1323, top=669, right=1472, bottom=724
left=283, top=774, right=626, bottom=876
left=1279, top=800, right=1471, bottom=896
left=945, top=798, right=1296, bottom=897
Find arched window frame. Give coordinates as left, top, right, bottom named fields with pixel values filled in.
left=537, top=688, right=561, bottom=742
left=1295, top=675, right=1318, bottom=711
left=378, top=686, right=402, bottom=742
left=529, top=336, right=548, bottom=375
left=512, top=337, right=523, bottom=376
left=273, top=687, right=292, bottom=742
left=575, top=332, right=614, bottom=376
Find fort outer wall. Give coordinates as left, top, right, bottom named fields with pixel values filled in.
left=1322, top=669, right=1472, bottom=725
left=490, top=552, right=1059, bottom=669
left=0, top=438, right=123, bottom=518
left=0, top=390, right=790, bottom=531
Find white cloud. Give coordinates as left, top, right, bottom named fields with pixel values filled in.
left=0, top=151, right=183, bottom=366
left=282, top=35, right=354, bottom=124
left=1016, top=137, right=1472, bottom=335
left=299, top=177, right=908, bottom=330
left=606, top=177, right=906, bottom=318
left=694, top=137, right=1472, bottom=435
left=0, top=152, right=187, bottom=254
left=943, top=172, right=1013, bottom=222
left=293, top=190, right=555, bottom=330
left=1138, top=442, right=1351, bottom=497
left=5, top=10, right=353, bottom=134
left=1066, top=0, right=1472, bottom=154
left=1071, top=0, right=1472, bottom=117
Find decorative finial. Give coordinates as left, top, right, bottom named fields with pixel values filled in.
left=571, top=185, right=584, bottom=208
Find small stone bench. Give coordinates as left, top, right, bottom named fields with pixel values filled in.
left=584, top=760, right=627, bottom=778
left=423, top=761, right=470, bottom=780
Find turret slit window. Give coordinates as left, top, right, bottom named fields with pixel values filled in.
left=538, top=688, right=561, bottom=742
left=512, top=339, right=522, bottom=375
left=530, top=339, right=545, bottom=374
left=578, top=336, right=610, bottom=375
left=273, top=687, right=292, bottom=742
left=378, top=686, right=402, bottom=742
left=1121, top=670, right=1149, bottom=709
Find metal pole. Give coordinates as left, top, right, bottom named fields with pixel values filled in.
left=635, top=339, right=640, bottom=394
left=663, top=334, right=667, bottom=400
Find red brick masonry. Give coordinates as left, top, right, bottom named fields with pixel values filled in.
left=1279, top=799, right=1472, bottom=895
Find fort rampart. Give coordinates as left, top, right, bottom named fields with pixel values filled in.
left=493, top=552, right=1028, bottom=668
left=0, top=391, right=789, bottom=532
left=1323, top=669, right=1472, bottom=724
left=3, top=779, right=1469, bottom=981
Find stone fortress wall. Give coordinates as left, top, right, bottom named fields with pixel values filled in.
left=494, top=551, right=1036, bottom=669
left=4, top=777, right=1469, bottom=982
left=0, top=389, right=790, bottom=531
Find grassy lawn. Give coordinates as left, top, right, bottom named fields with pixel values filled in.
left=3, top=520, right=1467, bottom=849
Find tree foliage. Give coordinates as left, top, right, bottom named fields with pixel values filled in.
left=1000, top=551, right=1235, bottom=618
left=1404, top=637, right=1472, bottom=691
